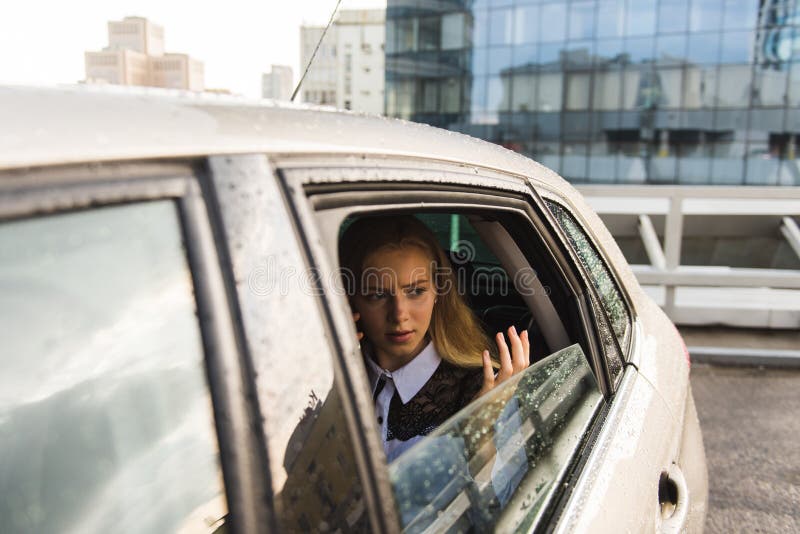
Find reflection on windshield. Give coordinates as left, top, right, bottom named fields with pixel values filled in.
left=388, top=344, right=602, bottom=533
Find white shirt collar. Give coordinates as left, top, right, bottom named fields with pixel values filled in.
left=365, top=341, right=442, bottom=404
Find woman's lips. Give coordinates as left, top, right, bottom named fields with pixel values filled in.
left=385, top=331, right=414, bottom=343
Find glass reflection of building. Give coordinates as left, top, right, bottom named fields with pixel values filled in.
left=385, top=0, right=800, bottom=185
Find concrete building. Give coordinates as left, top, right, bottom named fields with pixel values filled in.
left=299, top=9, right=385, bottom=112
left=262, top=65, right=294, bottom=101
left=300, top=25, right=339, bottom=106
left=85, top=16, right=204, bottom=92
left=84, top=49, right=149, bottom=87
left=150, top=54, right=204, bottom=92
left=107, top=16, right=164, bottom=56
left=335, top=9, right=385, bottom=113
left=385, top=0, right=800, bottom=186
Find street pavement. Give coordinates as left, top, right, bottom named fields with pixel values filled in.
left=691, top=363, right=800, bottom=533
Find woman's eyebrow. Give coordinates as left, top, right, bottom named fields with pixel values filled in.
left=400, top=279, right=429, bottom=289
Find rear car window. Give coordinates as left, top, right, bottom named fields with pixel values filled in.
left=0, top=201, right=226, bottom=533
left=546, top=199, right=630, bottom=375
left=389, top=344, right=602, bottom=531
left=335, top=207, right=605, bottom=530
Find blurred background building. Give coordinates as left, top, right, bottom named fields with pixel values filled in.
left=85, top=16, right=204, bottom=92
left=262, top=65, right=294, bottom=100
left=300, top=25, right=339, bottom=106
left=300, top=8, right=385, bottom=112
left=385, top=0, right=800, bottom=186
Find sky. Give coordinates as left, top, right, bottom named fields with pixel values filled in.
left=0, top=0, right=385, bottom=98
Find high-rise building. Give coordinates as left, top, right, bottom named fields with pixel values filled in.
left=336, top=9, right=385, bottom=113
left=85, top=16, right=204, bottom=92
left=150, top=54, right=205, bottom=92
left=300, top=9, right=385, bottom=113
left=385, top=0, right=800, bottom=186
left=262, top=65, right=294, bottom=101
left=300, top=26, right=339, bottom=106
left=84, top=49, right=150, bottom=87
left=107, top=16, right=165, bottom=57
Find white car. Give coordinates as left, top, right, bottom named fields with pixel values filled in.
left=0, top=86, right=707, bottom=533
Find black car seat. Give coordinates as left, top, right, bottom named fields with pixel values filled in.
left=479, top=305, right=550, bottom=362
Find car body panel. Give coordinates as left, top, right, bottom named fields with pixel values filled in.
left=553, top=367, right=678, bottom=533
left=0, top=86, right=554, bottom=185
left=677, top=387, right=709, bottom=531
left=0, top=86, right=707, bottom=533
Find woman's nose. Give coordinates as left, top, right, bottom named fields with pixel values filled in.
left=388, top=294, right=410, bottom=322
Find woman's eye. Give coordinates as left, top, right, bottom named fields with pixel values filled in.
left=366, top=291, right=387, bottom=300
left=407, top=287, right=427, bottom=297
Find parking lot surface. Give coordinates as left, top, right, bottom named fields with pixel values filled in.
left=691, top=364, right=800, bottom=533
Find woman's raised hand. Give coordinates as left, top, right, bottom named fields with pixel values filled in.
left=477, top=325, right=530, bottom=398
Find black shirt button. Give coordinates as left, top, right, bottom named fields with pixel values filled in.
left=377, top=416, right=384, bottom=424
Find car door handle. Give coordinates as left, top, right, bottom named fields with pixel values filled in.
left=658, top=463, right=689, bottom=534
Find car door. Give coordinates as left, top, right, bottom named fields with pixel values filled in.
left=270, top=154, right=686, bottom=532
left=203, top=154, right=399, bottom=533
left=539, top=192, right=692, bottom=533
left=0, top=161, right=271, bottom=533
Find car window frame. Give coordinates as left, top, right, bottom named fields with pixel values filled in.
left=537, top=193, right=636, bottom=368
left=0, top=160, right=275, bottom=534
left=274, top=155, right=619, bottom=532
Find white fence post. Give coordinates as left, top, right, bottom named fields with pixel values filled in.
left=638, top=214, right=666, bottom=270
left=663, top=194, right=684, bottom=319
left=782, top=216, right=800, bottom=261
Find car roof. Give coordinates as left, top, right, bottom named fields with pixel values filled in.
left=0, top=85, right=565, bottom=186
left=0, top=85, right=641, bottom=323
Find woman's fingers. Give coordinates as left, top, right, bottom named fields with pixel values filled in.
left=496, top=331, right=513, bottom=381
left=476, top=349, right=495, bottom=398
left=477, top=326, right=533, bottom=400
left=474, top=350, right=495, bottom=400
left=507, top=325, right=526, bottom=373
left=352, top=311, right=364, bottom=340
left=521, top=329, right=530, bottom=367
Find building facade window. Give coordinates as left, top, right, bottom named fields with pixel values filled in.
left=385, top=0, right=800, bottom=186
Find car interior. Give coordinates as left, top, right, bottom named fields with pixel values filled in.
left=339, top=210, right=590, bottom=369
left=334, top=209, right=605, bottom=531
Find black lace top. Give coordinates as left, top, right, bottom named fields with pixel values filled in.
left=386, top=361, right=484, bottom=442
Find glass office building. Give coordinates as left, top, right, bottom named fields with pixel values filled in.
left=385, top=0, right=800, bottom=185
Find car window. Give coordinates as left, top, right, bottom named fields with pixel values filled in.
left=0, top=201, right=226, bottom=533
left=338, top=210, right=576, bottom=364
left=333, top=204, right=606, bottom=531
left=545, top=199, right=629, bottom=377
left=389, top=344, right=602, bottom=532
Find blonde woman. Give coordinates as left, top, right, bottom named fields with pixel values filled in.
left=340, top=215, right=530, bottom=461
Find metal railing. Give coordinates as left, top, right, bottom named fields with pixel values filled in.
left=577, top=185, right=800, bottom=329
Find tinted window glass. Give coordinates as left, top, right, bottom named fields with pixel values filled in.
left=545, top=200, right=631, bottom=360
left=0, top=201, right=226, bottom=533
left=389, top=345, right=602, bottom=531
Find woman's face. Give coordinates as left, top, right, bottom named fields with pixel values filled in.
left=353, top=244, right=436, bottom=371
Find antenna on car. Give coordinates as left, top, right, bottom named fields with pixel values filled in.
left=291, top=0, right=344, bottom=102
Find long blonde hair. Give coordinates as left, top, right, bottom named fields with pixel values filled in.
left=339, top=215, right=495, bottom=368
